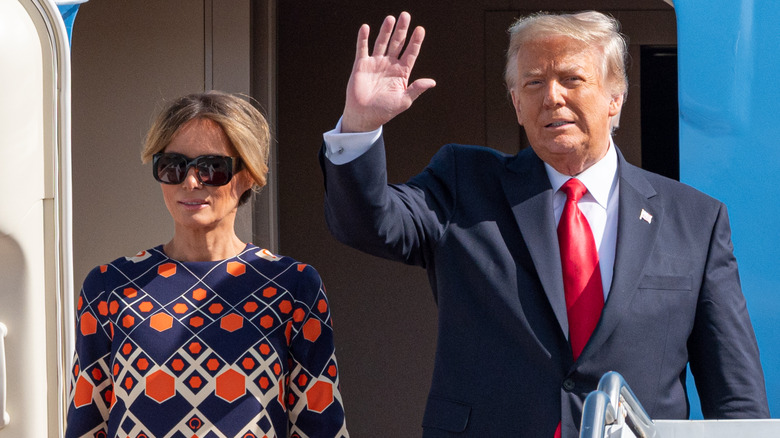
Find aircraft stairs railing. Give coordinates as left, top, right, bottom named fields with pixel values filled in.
left=580, top=371, right=780, bottom=438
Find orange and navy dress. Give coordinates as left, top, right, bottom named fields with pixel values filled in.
left=65, top=244, right=348, bottom=438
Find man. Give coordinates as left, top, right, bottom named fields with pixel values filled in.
left=320, top=11, right=769, bottom=437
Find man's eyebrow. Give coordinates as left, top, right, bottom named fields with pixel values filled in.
left=521, top=69, right=544, bottom=78
left=558, top=64, right=585, bottom=73
left=520, top=64, right=585, bottom=78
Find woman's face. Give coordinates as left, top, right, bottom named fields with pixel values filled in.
left=160, top=118, right=253, bottom=233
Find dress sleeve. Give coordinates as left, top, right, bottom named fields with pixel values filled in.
left=286, top=263, right=349, bottom=438
left=65, top=266, right=115, bottom=438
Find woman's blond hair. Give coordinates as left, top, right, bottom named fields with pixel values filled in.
left=141, top=91, right=270, bottom=205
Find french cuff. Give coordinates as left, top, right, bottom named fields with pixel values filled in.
left=322, top=117, right=382, bottom=165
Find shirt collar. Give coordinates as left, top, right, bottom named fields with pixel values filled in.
left=544, top=139, right=618, bottom=209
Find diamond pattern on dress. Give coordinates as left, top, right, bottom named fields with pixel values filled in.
left=66, top=245, right=348, bottom=437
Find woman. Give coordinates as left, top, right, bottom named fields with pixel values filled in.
left=65, top=91, right=348, bottom=438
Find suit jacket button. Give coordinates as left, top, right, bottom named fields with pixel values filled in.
left=563, top=378, right=575, bottom=391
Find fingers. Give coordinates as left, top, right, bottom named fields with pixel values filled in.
left=371, top=12, right=417, bottom=59
left=386, top=11, right=411, bottom=58
left=355, top=24, right=370, bottom=60
left=371, top=15, right=396, bottom=57
left=400, top=25, right=426, bottom=70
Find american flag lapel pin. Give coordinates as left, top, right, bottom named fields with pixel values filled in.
left=640, top=209, right=653, bottom=224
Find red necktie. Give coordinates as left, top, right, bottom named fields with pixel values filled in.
left=558, top=178, right=604, bottom=361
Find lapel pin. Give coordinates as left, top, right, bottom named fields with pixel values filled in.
left=639, top=209, right=653, bottom=224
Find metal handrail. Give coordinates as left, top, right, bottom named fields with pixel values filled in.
left=580, top=390, right=615, bottom=437
left=580, top=371, right=659, bottom=438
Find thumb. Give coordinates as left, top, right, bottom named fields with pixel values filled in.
left=406, top=78, right=437, bottom=102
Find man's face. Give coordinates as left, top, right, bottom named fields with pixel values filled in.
left=510, top=36, right=623, bottom=176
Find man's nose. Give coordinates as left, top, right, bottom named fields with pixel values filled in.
left=543, top=81, right=565, bottom=108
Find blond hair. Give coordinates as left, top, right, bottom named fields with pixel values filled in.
left=504, top=11, right=628, bottom=101
left=141, top=91, right=270, bottom=205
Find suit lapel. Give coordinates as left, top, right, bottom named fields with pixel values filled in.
left=501, top=150, right=569, bottom=336
left=579, top=151, right=663, bottom=360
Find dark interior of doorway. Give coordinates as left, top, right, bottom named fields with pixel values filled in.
left=641, top=46, right=679, bottom=181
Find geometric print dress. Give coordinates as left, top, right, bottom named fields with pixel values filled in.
left=65, top=244, right=349, bottom=438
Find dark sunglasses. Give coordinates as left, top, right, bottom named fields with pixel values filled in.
left=153, top=153, right=242, bottom=186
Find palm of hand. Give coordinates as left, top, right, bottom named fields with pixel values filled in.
left=347, top=58, right=414, bottom=125
left=341, top=12, right=436, bottom=133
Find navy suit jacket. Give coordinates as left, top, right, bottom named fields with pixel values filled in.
left=321, top=138, right=769, bottom=437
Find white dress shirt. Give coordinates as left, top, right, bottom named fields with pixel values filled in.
left=323, top=122, right=620, bottom=299
left=323, top=119, right=382, bottom=164
left=545, top=143, right=619, bottom=299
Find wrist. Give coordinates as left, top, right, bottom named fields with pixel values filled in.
left=341, top=113, right=379, bottom=133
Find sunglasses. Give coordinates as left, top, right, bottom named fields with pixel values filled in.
left=153, top=153, right=242, bottom=186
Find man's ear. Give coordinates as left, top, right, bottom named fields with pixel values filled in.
left=510, top=89, right=524, bottom=126
left=608, top=92, right=624, bottom=117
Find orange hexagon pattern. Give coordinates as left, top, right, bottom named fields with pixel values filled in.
left=146, top=370, right=175, bottom=403
left=226, top=261, right=246, bottom=277
left=302, top=319, right=321, bottom=342
left=188, top=375, right=202, bottom=389
left=285, top=321, right=293, bottom=345
left=306, top=381, right=334, bottom=413
left=258, top=343, right=271, bottom=356
left=215, top=369, right=245, bottom=402
left=188, top=342, right=202, bottom=355
left=258, top=376, right=270, bottom=390
left=206, top=359, right=221, bottom=371
left=260, top=315, right=274, bottom=329
left=150, top=313, right=173, bottom=332
left=173, top=303, right=188, bottom=314
left=80, top=312, right=97, bottom=336
left=68, top=248, right=347, bottom=436
left=220, top=313, right=244, bottom=332
left=317, top=299, right=328, bottom=314
left=157, top=263, right=176, bottom=278
left=73, top=376, right=94, bottom=408
left=192, top=288, right=207, bottom=301
left=208, top=303, right=224, bottom=315
left=241, top=358, right=255, bottom=370
left=293, top=308, right=306, bottom=323
left=171, top=359, right=184, bottom=372
left=138, top=301, right=154, bottom=313
left=122, top=315, right=135, bottom=328
left=278, top=300, right=292, bottom=314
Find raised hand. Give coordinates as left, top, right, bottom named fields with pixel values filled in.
left=341, top=12, right=436, bottom=133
